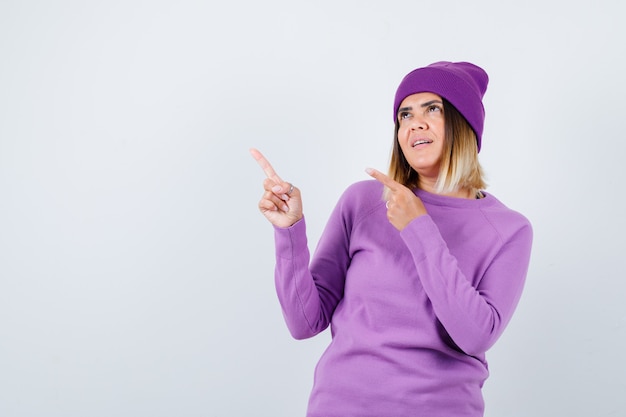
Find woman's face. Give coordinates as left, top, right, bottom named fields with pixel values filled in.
left=397, top=92, right=446, bottom=181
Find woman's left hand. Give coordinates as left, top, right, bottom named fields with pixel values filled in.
left=366, top=168, right=427, bottom=231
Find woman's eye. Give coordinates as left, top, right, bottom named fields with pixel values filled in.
left=399, top=112, right=411, bottom=120
left=427, top=105, right=442, bottom=113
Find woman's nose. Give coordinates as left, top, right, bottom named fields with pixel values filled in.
left=410, top=116, right=427, bottom=130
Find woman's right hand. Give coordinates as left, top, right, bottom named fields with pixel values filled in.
left=250, top=148, right=303, bottom=228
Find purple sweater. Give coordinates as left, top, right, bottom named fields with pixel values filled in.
left=273, top=180, right=533, bottom=417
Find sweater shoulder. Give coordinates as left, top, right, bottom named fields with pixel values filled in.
left=334, top=180, right=386, bottom=223
left=339, top=180, right=385, bottom=208
left=479, top=194, right=533, bottom=239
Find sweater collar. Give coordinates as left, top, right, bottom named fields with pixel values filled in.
left=414, top=188, right=494, bottom=208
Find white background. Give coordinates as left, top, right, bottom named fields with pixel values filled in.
left=1, top=1, right=624, bottom=416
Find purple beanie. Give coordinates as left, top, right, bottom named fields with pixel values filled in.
left=393, top=61, right=489, bottom=152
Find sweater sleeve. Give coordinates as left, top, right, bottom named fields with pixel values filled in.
left=273, top=204, right=351, bottom=339
left=400, top=214, right=533, bottom=356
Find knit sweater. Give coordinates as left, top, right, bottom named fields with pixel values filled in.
left=273, top=180, right=533, bottom=417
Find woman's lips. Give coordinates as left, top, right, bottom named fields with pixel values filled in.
left=412, top=138, right=433, bottom=148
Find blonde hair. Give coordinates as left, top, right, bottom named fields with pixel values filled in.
left=388, top=98, right=486, bottom=196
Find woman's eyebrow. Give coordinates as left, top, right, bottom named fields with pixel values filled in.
left=420, top=99, right=443, bottom=108
left=398, top=100, right=444, bottom=115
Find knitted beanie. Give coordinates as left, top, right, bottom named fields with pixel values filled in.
left=393, top=61, right=489, bottom=152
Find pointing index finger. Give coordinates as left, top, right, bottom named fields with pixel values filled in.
left=249, top=148, right=283, bottom=183
left=366, top=167, right=399, bottom=191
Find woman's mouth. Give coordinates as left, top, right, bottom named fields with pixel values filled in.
left=412, top=139, right=433, bottom=147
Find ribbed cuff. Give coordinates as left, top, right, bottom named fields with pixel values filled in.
left=274, top=217, right=308, bottom=260
left=399, top=215, right=442, bottom=262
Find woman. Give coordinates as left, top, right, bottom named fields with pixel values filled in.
left=251, top=61, right=533, bottom=417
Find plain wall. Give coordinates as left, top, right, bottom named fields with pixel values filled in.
left=1, top=1, right=624, bottom=416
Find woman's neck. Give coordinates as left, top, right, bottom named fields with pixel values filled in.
left=418, top=178, right=476, bottom=200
